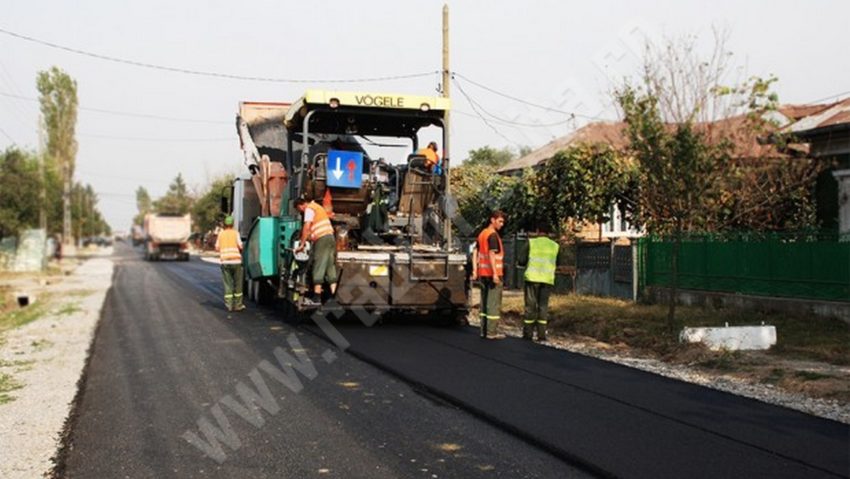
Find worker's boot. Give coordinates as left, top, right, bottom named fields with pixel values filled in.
left=536, top=322, right=547, bottom=342
left=522, top=321, right=534, bottom=340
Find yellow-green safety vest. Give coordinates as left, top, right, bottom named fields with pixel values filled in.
left=524, top=237, right=559, bottom=285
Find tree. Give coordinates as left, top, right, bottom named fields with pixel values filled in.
left=192, top=175, right=234, bottom=235
left=615, top=31, right=771, bottom=332
left=0, top=148, right=42, bottom=239
left=134, top=187, right=153, bottom=225
left=534, top=145, right=635, bottom=235
left=464, top=146, right=527, bottom=168
left=71, top=183, right=108, bottom=240
left=450, top=163, right=517, bottom=236
left=154, top=173, right=193, bottom=215
left=37, top=66, right=78, bottom=244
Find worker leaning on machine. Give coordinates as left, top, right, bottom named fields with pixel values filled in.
left=295, top=198, right=337, bottom=306
left=416, top=141, right=442, bottom=174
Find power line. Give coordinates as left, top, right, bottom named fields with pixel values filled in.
left=0, top=91, right=230, bottom=124
left=453, top=72, right=610, bottom=121
left=79, top=133, right=232, bottom=142
left=807, top=90, right=850, bottom=104
left=0, top=26, right=438, bottom=84
left=0, top=125, right=14, bottom=143
left=452, top=78, right=521, bottom=146
left=455, top=103, right=572, bottom=128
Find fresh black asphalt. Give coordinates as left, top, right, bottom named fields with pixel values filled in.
left=329, top=323, right=850, bottom=478
left=60, top=244, right=588, bottom=478
left=61, top=244, right=850, bottom=478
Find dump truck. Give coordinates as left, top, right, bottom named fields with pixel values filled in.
left=231, top=93, right=468, bottom=322
left=143, top=213, right=191, bottom=261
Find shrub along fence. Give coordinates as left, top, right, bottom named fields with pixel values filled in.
left=638, top=232, right=850, bottom=302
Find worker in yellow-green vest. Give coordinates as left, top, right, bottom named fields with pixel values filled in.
left=216, top=215, right=245, bottom=312
left=518, top=227, right=559, bottom=341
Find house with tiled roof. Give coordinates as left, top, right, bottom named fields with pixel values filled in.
left=784, top=98, right=850, bottom=234
left=497, top=103, right=843, bottom=240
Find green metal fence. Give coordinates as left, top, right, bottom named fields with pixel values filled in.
left=638, top=232, right=850, bottom=302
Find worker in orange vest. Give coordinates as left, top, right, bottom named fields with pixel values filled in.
left=416, top=141, right=441, bottom=171
left=472, top=210, right=507, bottom=339
left=295, top=198, right=337, bottom=305
left=215, top=216, right=245, bottom=312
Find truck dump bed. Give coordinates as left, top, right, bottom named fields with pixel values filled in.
left=145, top=214, right=191, bottom=244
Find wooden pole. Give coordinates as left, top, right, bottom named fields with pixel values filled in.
left=442, top=3, right=452, bottom=248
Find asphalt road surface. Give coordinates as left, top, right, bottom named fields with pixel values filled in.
left=60, top=244, right=589, bottom=479
left=59, top=243, right=849, bottom=478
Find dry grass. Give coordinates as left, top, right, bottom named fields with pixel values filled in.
left=0, top=293, right=51, bottom=333
left=501, top=294, right=850, bottom=365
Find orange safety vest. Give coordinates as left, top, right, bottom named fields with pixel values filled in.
left=307, top=201, right=334, bottom=241
left=477, top=226, right=504, bottom=278
left=217, top=229, right=242, bottom=264
left=417, top=147, right=440, bottom=168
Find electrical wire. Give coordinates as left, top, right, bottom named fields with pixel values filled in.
left=453, top=72, right=610, bottom=121
left=0, top=125, right=14, bottom=143
left=807, top=90, right=850, bottom=104
left=0, top=26, right=438, bottom=84
left=79, top=133, right=232, bottom=142
left=455, top=104, right=572, bottom=128
left=452, top=78, right=522, bottom=146
left=0, top=91, right=231, bottom=124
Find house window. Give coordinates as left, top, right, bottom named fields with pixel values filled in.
left=602, top=204, right=641, bottom=238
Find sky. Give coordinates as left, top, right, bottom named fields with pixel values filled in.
left=1, top=0, right=848, bottom=231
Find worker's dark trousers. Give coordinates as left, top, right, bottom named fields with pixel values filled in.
left=479, top=277, right=502, bottom=337
left=523, top=281, right=551, bottom=340
left=221, top=263, right=244, bottom=310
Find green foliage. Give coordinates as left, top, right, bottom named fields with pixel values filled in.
left=463, top=146, right=525, bottom=168
left=451, top=144, right=634, bottom=236
left=501, top=169, right=541, bottom=233
left=134, top=187, right=152, bottom=226
left=535, top=145, right=635, bottom=233
left=0, top=372, right=23, bottom=404
left=0, top=148, right=42, bottom=239
left=450, top=163, right=516, bottom=235
left=71, top=183, right=110, bottom=238
left=617, top=87, right=728, bottom=235
left=192, top=175, right=234, bottom=234
left=154, top=173, right=193, bottom=215
left=37, top=67, right=78, bottom=176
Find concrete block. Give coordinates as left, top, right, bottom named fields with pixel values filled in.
left=681, top=324, right=777, bottom=351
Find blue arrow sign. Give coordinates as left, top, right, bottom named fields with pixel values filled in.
left=326, top=150, right=363, bottom=189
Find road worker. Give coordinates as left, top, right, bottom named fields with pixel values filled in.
left=295, top=197, right=337, bottom=305
left=416, top=141, right=441, bottom=172
left=472, top=210, right=507, bottom=339
left=215, top=216, right=245, bottom=312
left=518, top=225, right=559, bottom=341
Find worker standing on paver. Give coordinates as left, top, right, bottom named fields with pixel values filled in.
left=215, top=216, right=245, bottom=312
left=295, top=197, right=337, bottom=305
left=518, top=226, right=559, bottom=341
left=472, top=210, right=507, bottom=339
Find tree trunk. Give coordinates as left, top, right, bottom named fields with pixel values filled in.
left=666, top=221, right=682, bottom=335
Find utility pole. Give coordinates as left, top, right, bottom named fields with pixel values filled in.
left=38, top=125, right=46, bottom=232
left=63, top=159, right=72, bottom=246
left=442, top=3, right=453, bottom=249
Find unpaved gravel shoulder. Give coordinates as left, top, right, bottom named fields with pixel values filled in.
left=0, top=258, right=113, bottom=479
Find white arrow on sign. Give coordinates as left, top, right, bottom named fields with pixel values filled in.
left=332, top=156, right=343, bottom=180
